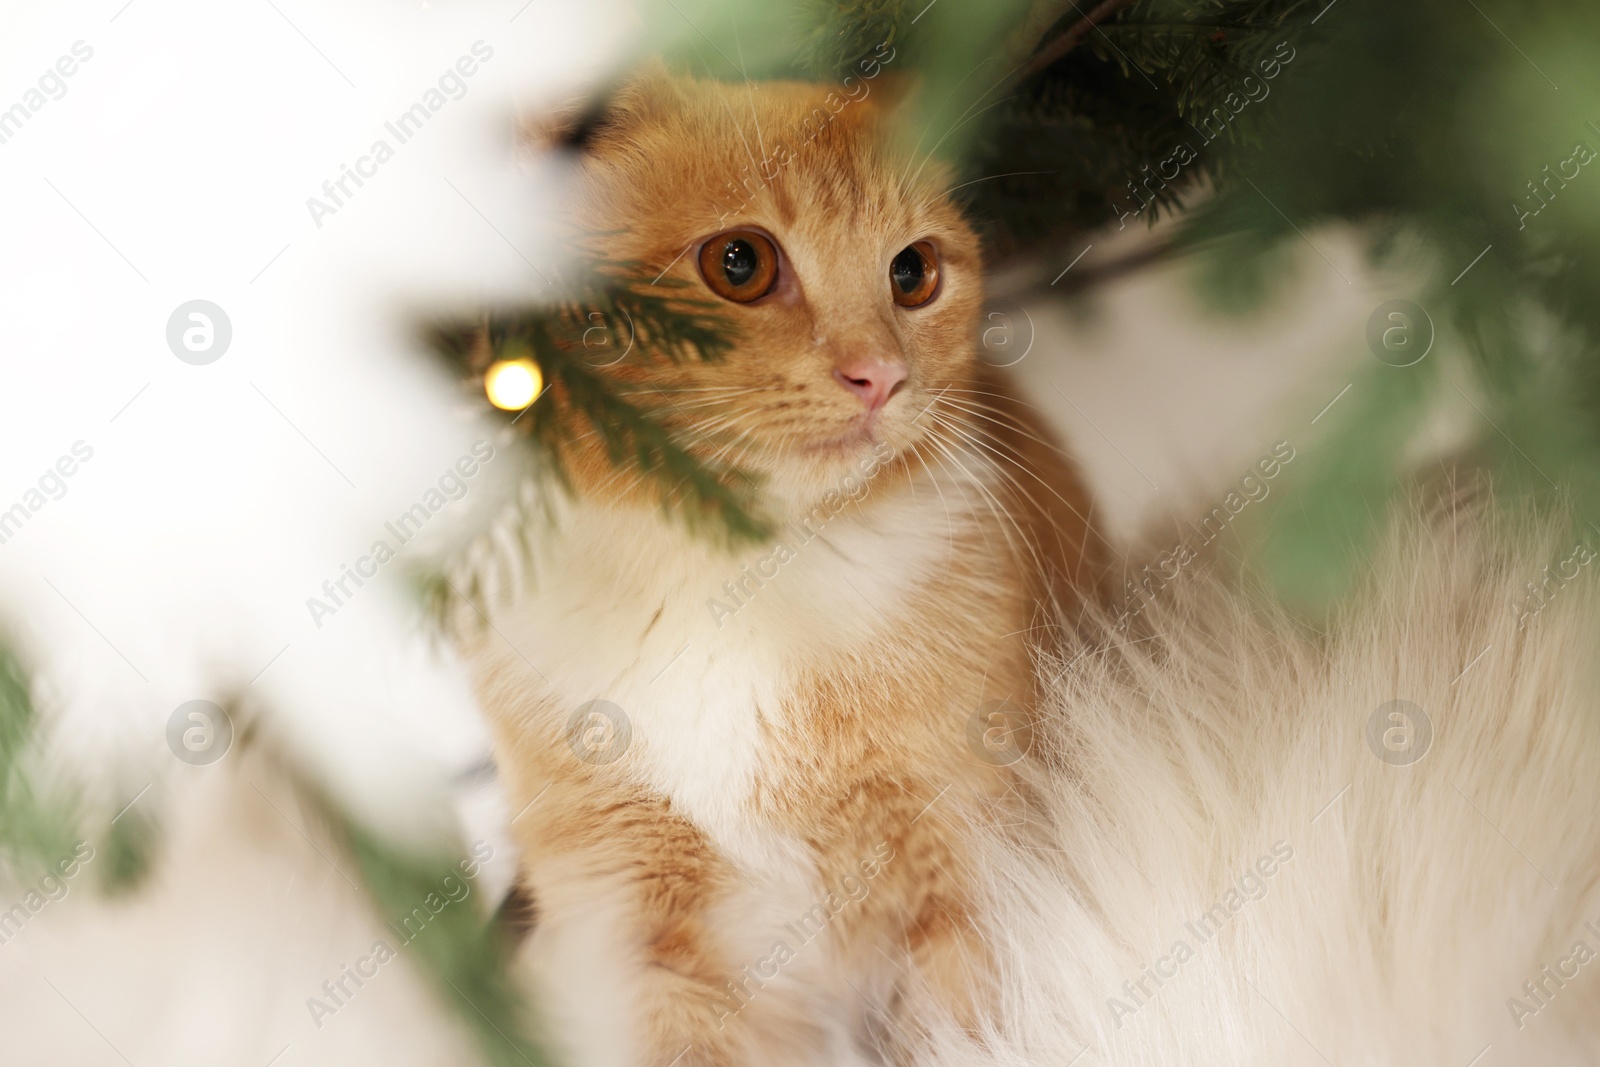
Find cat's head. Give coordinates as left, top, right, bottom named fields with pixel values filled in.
left=559, top=65, right=983, bottom=520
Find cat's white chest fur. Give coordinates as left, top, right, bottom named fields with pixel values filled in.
left=491, top=475, right=972, bottom=871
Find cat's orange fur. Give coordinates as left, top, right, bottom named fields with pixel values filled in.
left=465, top=68, right=1104, bottom=1067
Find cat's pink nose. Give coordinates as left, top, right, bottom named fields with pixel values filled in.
left=832, top=360, right=907, bottom=412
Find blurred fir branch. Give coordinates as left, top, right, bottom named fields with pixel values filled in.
left=1, top=644, right=545, bottom=1064
left=297, top=775, right=554, bottom=1067
left=97, top=796, right=159, bottom=895
left=428, top=265, right=771, bottom=549
left=0, top=642, right=79, bottom=882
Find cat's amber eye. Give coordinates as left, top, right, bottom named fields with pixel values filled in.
left=698, top=230, right=779, bottom=303
left=890, top=241, right=940, bottom=308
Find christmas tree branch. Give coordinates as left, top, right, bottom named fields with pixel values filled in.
left=428, top=269, right=772, bottom=549
left=1013, top=0, right=1147, bottom=85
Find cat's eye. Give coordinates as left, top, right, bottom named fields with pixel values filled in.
left=890, top=241, right=940, bottom=308
left=698, top=230, right=779, bottom=303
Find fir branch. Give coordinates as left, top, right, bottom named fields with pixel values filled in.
left=0, top=643, right=80, bottom=883
left=428, top=267, right=772, bottom=548
left=1013, top=0, right=1146, bottom=86
left=290, top=772, right=554, bottom=1067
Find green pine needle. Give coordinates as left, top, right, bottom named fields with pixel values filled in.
left=429, top=267, right=773, bottom=549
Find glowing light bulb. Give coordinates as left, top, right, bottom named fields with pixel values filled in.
left=484, top=358, right=542, bottom=411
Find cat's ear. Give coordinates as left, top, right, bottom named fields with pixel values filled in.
left=522, top=93, right=613, bottom=154
left=608, top=58, right=686, bottom=125
left=522, top=59, right=683, bottom=155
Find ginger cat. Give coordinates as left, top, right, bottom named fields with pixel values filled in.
left=465, top=67, right=1102, bottom=1067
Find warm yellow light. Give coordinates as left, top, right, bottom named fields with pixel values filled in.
left=484, top=358, right=542, bottom=411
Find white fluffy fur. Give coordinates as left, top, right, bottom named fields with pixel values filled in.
left=903, top=501, right=1600, bottom=1065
